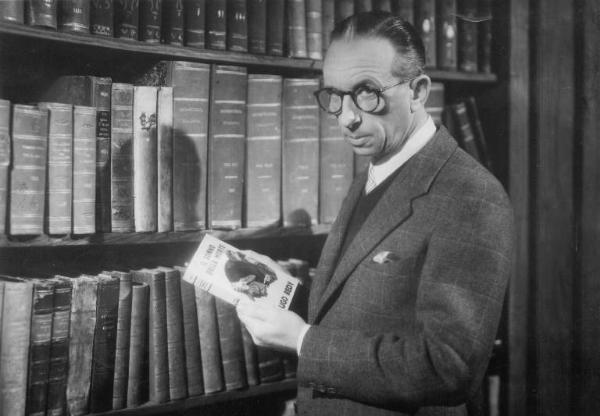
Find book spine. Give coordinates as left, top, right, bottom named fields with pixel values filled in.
left=207, top=0, right=227, bottom=49
left=241, top=326, right=259, bottom=386
left=89, top=275, right=120, bottom=413
left=112, top=271, right=132, bottom=410
left=140, top=0, right=162, bottom=42
left=287, top=0, right=308, bottom=58
left=114, top=0, right=139, bottom=40
left=478, top=0, right=492, bottom=73
left=94, top=77, right=113, bottom=233
left=207, top=65, right=247, bottom=230
left=437, top=0, right=457, bottom=70
left=157, top=87, right=173, bottom=232
left=0, top=0, right=24, bottom=23
left=215, top=298, right=247, bottom=390
left=0, top=280, right=34, bottom=416
left=0, top=99, right=10, bottom=234
left=245, top=74, right=282, bottom=228
left=72, top=105, right=97, bottom=234
left=457, top=0, right=478, bottom=72
left=426, top=81, right=445, bottom=126
left=38, top=103, right=73, bottom=235
left=415, top=0, right=436, bottom=68
left=321, top=0, right=334, bottom=53
left=127, top=282, right=150, bottom=407
left=59, top=0, right=90, bottom=33
left=256, top=346, right=284, bottom=382
left=282, top=78, right=320, bottom=227
left=281, top=351, right=298, bottom=378
left=110, top=83, right=135, bottom=232
left=247, top=0, right=266, bottom=54
left=306, top=0, right=323, bottom=59
left=227, top=0, right=248, bottom=52
left=26, top=0, right=58, bottom=28
left=163, top=0, right=184, bottom=44
left=465, top=95, right=493, bottom=170
left=170, top=61, right=210, bottom=231
left=195, top=288, right=224, bottom=393
left=355, top=0, right=372, bottom=12
left=319, top=110, right=353, bottom=224
left=373, top=0, right=391, bottom=11
left=9, top=105, right=48, bottom=235
left=334, top=0, right=353, bottom=23
left=133, top=86, right=158, bottom=232
left=91, top=0, right=114, bottom=35
left=184, top=0, right=206, bottom=47
left=354, top=153, right=370, bottom=176
left=450, top=101, right=482, bottom=161
left=392, top=0, right=414, bottom=24
left=266, top=0, right=284, bottom=55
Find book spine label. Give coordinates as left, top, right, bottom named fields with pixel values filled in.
left=163, top=0, right=184, bottom=44
left=179, top=272, right=204, bottom=396
left=266, top=0, right=284, bottom=55
left=72, top=106, right=97, bottom=234
left=215, top=298, right=247, bottom=390
left=158, top=87, right=173, bottom=232
left=207, top=0, right=227, bottom=49
left=184, top=0, right=206, bottom=47
left=208, top=65, right=247, bottom=230
left=282, top=78, right=320, bottom=227
left=415, top=0, right=436, bottom=68
left=437, top=0, right=457, bottom=70
left=112, top=272, right=132, bottom=410
left=9, top=105, right=48, bottom=235
left=27, top=0, right=58, bottom=28
left=393, top=0, right=414, bottom=24
left=0, top=0, right=25, bottom=23
left=91, top=0, right=114, bottom=35
left=163, top=268, right=187, bottom=400
left=114, top=0, right=139, bottom=40
left=140, top=0, right=162, bottom=42
left=127, top=283, right=150, bottom=407
left=457, top=0, right=478, bottom=72
left=334, top=0, right=353, bottom=22
left=195, top=288, right=224, bottom=393
left=0, top=99, right=10, bottom=234
left=94, top=77, right=113, bottom=233
left=59, top=0, right=90, bottom=32
left=306, top=0, right=323, bottom=59
left=286, top=0, right=308, bottom=58
left=248, top=0, right=266, bottom=54
left=227, top=0, right=248, bottom=52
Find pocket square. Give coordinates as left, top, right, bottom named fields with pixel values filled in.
left=372, top=251, right=399, bottom=264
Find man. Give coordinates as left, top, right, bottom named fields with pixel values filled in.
left=237, top=11, right=514, bottom=416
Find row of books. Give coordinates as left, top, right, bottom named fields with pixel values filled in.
left=0, top=257, right=311, bottom=416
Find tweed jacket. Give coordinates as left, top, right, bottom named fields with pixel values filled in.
left=296, top=126, right=514, bottom=416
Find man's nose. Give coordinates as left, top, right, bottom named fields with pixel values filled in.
left=337, top=95, right=361, bottom=132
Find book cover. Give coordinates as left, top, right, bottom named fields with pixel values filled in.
left=140, top=0, right=162, bottom=42
left=227, top=0, right=248, bottom=52
left=207, top=0, right=227, bottom=49
left=0, top=0, right=25, bottom=23
left=248, top=0, right=266, bottom=54
left=163, top=0, right=185, bottom=44
left=0, top=99, right=10, bottom=234
left=194, top=283, right=224, bottom=393
left=111, top=271, right=133, bottom=410
left=157, top=86, right=173, bottom=232
left=126, top=281, right=150, bottom=407
left=59, top=0, right=90, bottom=33
left=266, top=0, right=284, bottom=55
left=306, top=0, right=323, bottom=59
left=334, top=0, right=353, bottom=23
left=114, top=0, right=139, bottom=40
left=286, top=0, right=308, bottom=58
left=26, top=0, right=58, bottom=28
left=392, top=0, right=414, bottom=24
left=184, top=0, right=206, bottom=47
left=415, top=0, right=436, bottom=68
left=183, top=234, right=300, bottom=309
left=437, top=0, right=457, bottom=70
left=91, top=0, right=114, bottom=36
left=457, top=0, right=478, bottom=72
left=215, top=298, right=247, bottom=390
left=72, top=105, right=97, bottom=234
left=478, top=0, right=492, bottom=73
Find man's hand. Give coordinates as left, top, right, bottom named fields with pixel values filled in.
left=236, top=298, right=307, bottom=353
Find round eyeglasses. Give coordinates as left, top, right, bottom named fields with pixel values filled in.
left=313, top=79, right=413, bottom=116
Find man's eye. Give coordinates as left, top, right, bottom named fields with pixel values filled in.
left=355, top=86, right=378, bottom=97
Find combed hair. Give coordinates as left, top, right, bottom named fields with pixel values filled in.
left=330, top=11, right=426, bottom=79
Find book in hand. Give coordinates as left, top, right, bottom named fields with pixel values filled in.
left=183, top=234, right=300, bottom=310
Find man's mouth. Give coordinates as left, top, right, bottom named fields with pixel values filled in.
left=346, top=135, right=370, bottom=147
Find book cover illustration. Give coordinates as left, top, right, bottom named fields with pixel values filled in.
left=183, top=234, right=299, bottom=309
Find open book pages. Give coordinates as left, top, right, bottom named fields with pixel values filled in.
left=183, top=234, right=299, bottom=310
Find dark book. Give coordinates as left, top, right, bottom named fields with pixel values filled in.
left=334, top=0, right=353, bottom=23
left=281, top=351, right=298, bottom=378
left=227, top=0, right=248, bottom=52
left=415, top=0, right=436, bottom=68
left=266, top=0, right=284, bottom=55
left=59, top=0, right=90, bottom=33
left=114, top=0, right=139, bottom=40
left=286, top=0, right=308, bottom=58
left=38, top=102, right=72, bottom=236
left=91, top=0, right=114, bottom=35
left=157, top=87, right=173, bottom=232
left=457, top=0, right=478, bottom=72
left=354, top=0, right=372, bottom=12
left=0, top=276, right=34, bottom=416
left=195, top=287, right=224, bottom=393
left=282, top=78, right=320, bottom=227
left=215, top=298, right=247, bottom=390
left=9, top=104, right=48, bottom=236
left=478, top=0, right=492, bottom=73
left=184, top=0, right=206, bottom=47
left=354, top=153, right=370, bottom=176
left=248, top=0, right=267, bottom=54
left=245, top=74, right=282, bottom=228
left=306, top=0, right=323, bottom=59
left=206, top=0, right=227, bottom=49
left=89, top=274, right=120, bottom=413
left=465, top=95, right=493, bottom=171
left=133, top=86, right=158, bottom=232
left=322, top=0, right=335, bottom=53
left=140, top=0, right=162, bottom=42
left=319, top=110, right=353, bottom=224
left=373, top=0, right=391, bottom=11
left=0, top=0, right=24, bottom=23
left=207, top=65, right=247, bottom=230
left=72, top=105, right=97, bottom=234
left=437, top=0, right=457, bottom=70
left=426, top=81, right=444, bottom=126
left=127, top=281, right=150, bottom=407
left=26, top=0, right=57, bottom=28
left=111, top=271, right=133, bottom=410
left=256, top=347, right=285, bottom=382
left=449, top=101, right=482, bottom=162
left=132, top=269, right=169, bottom=403
left=0, top=99, right=10, bottom=234
left=241, top=326, right=259, bottom=386
left=163, top=0, right=184, bottom=44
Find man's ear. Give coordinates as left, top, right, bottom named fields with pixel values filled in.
left=409, top=74, right=431, bottom=112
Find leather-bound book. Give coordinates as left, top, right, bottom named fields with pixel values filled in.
left=449, top=101, right=483, bottom=162
left=256, top=346, right=285, bottom=382
left=0, top=276, right=34, bottom=416
left=282, top=78, right=320, bottom=227
left=266, top=0, right=284, bottom=55
left=248, top=0, right=266, bottom=54
left=0, top=0, right=24, bottom=23
left=457, top=0, right=478, bottom=72
left=241, top=326, right=259, bottom=386
left=91, top=0, right=113, bottom=35
left=157, top=87, right=173, bottom=232
left=9, top=104, right=48, bottom=235
left=89, top=274, right=120, bottom=413
left=207, top=65, right=247, bottom=230
left=392, top=0, right=414, bottom=24
left=111, top=271, right=133, bottom=410
left=163, top=0, right=184, bottom=44
left=334, top=0, right=353, bottom=23
left=478, top=0, right=492, bottom=73
left=322, top=0, right=334, bottom=53
left=227, top=0, right=248, bottom=52
left=126, top=281, right=150, bottom=407
left=319, top=110, right=353, bottom=224
left=72, top=105, right=97, bottom=234
left=245, top=74, right=282, bottom=228
left=355, top=0, right=372, bottom=13
left=306, top=0, right=323, bottom=59
left=373, top=0, right=391, bottom=11
left=286, top=0, right=308, bottom=58
left=0, top=99, right=10, bottom=234
left=140, top=0, right=162, bottom=42
left=59, top=0, right=90, bottom=33
left=215, top=298, right=247, bottom=390
left=115, top=0, right=139, bottom=40
left=437, top=0, right=457, bottom=70
left=207, top=0, right=227, bottom=49
left=26, top=0, right=57, bottom=28
left=195, top=287, right=224, bottom=393
left=184, top=0, right=206, bottom=48
left=415, top=0, right=436, bottom=68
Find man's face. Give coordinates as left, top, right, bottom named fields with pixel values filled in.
left=323, top=36, right=416, bottom=164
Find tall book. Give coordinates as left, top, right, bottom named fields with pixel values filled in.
left=241, top=326, right=259, bottom=386
left=415, top=0, right=436, bottom=68
left=465, top=95, right=493, bottom=171
left=286, top=0, right=308, bottom=58
left=111, top=271, right=133, bottom=410
left=426, top=81, right=445, bottom=126
left=449, top=101, right=483, bottom=162
left=245, top=74, right=282, bottom=228
left=392, top=0, right=414, bottom=24
left=163, top=0, right=184, bottom=44
left=306, top=0, right=323, bottom=59
left=26, top=0, right=58, bottom=28
left=0, top=0, right=24, bottom=23
left=9, top=104, right=48, bottom=236
left=266, top=0, right=284, bottom=55
left=215, top=298, right=247, bottom=390
left=184, top=0, right=206, bottom=48
left=436, top=0, right=457, bottom=70
left=282, top=78, right=320, bottom=227
left=457, top=0, right=478, bottom=72
left=114, top=0, right=139, bottom=40
left=195, top=287, right=224, bottom=393
left=72, top=105, right=97, bottom=234
left=157, top=87, right=173, bottom=232
left=355, top=0, right=372, bottom=12
left=59, top=0, right=90, bottom=33
left=227, top=0, right=248, bottom=52
left=0, top=99, right=10, bottom=234
left=322, top=0, right=334, bottom=53
left=133, top=86, right=159, bottom=232
left=334, top=0, right=353, bottom=23
left=0, top=276, right=34, bottom=416
left=126, top=281, right=150, bottom=407
left=90, top=0, right=114, bottom=35
left=110, top=83, right=135, bottom=232
left=206, top=0, right=227, bottom=49
left=140, top=0, right=162, bottom=42
left=207, top=65, right=247, bottom=230
left=478, top=0, right=492, bottom=73
left=168, top=61, right=211, bottom=231
left=319, top=110, right=353, bottom=224
left=248, top=0, right=267, bottom=54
